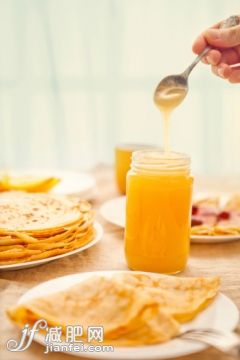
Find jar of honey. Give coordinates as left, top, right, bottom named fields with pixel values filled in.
left=115, top=144, right=155, bottom=194
left=124, top=150, right=193, bottom=274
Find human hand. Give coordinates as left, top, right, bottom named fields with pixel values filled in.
left=192, top=17, right=240, bottom=83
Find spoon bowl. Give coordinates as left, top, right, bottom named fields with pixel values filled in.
left=154, top=74, right=188, bottom=110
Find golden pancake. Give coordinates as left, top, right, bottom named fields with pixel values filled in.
left=7, top=276, right=180, bottom=346
left=7, top=274, right=220, bottom=346
left=0, top=191, right=82, bottom=231
left=0, top=191, right=94, bottom=265
left=115, top=273, right=220, bottom=322
left=110, top=306, right=179, bottom=345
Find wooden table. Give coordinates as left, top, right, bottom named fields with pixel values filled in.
left=1, top=165, right=240, bottom=360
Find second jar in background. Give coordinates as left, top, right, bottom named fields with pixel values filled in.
left=115, top=144, right=155, bottom=194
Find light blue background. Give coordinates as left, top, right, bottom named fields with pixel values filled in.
left=0, top=0, right=239, bottom=175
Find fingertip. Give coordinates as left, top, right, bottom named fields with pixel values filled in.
left=228, top=75, right=238, bottom=83
left=217, top=63, right=231, bottom=79
left=204, top=29, right=220, bottom=46
left=228, top=69, right=240, bottom=83
left=221, top=48, right=240, bottom=65
left=192, top=35, right=207, bottom=54
left=206, top=49, right=221, bottom=66
left=201, top=56, right=209, bottom=64
left=211, top=65, right=218, bottom=76
left=211, top=63, right=231, bottom=79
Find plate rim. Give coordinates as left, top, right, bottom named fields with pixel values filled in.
left=0, top=222, right=103, bottom=271
left=190, top=234, right=240, bottom=243
left=15, top=270, right=240, bottom=360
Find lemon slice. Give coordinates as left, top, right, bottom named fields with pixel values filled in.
left=0, top=175, right=60, bottom=193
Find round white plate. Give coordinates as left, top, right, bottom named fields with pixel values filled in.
left=100, top=196, right=240, bottom=244
left=100, top=196, right=126, bottom=227
left=2, top=169, right=96, bottom=197
left=191, top=234, right=240, bottom=243
left=17, top=270, right=239, bottom=359
left=0, top=222, right=103, bottom=271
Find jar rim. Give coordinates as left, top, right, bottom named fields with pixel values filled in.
left=115, top=143, right=157, bottom=151
left=132, top=149, right=189, bottom=161
left=131, top=149, right=190, bottom=173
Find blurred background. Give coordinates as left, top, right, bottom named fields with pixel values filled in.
left=0, top=0, right=239, bottom=175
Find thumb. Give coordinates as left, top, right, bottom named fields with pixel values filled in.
left=204, top=25, right=240, bottom=48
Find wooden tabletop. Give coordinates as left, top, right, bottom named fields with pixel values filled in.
left=0, top=165, right=240, bottom=360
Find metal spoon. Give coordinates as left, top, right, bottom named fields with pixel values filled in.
left=154, top=15, right=240, bottom=110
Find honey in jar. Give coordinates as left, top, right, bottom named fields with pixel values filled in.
left=124, top=150, right=193, bottom=274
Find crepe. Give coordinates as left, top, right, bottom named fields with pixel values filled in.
left=0, top=192, right=94, bottom=265
left=191, top=195, right=240, bottom=235
left=7, top=276, right=180, bottom=346
left=114, top=273, right=220, bottom=322
left=0, top=191, right=83, bottom=231
left=7, top=274, right=220, bottom=346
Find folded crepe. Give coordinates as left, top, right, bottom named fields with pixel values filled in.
left=113, top=273, right=220, bottom=322
left=7, top=276, right=180, bottom=346
left=7, top=274, right=220, bottom=346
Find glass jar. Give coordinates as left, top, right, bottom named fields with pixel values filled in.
left=124, top=150, right=193, bottom=274
left=115, top=144, right=155, bottom=194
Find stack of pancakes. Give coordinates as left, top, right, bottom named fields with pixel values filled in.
left=0, top=191, right=94, bottom=265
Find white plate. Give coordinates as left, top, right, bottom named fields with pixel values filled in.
left=0, top=222, right=103, bottom=271
left=100, top=196, right=126, bottom=227
left=1, top=169, right=96, bottom=197
left=100, top=196, right=240, bottom=244
left=17, top=270, right=239, bottom=359
left=191, top=234, right=240, bottom=243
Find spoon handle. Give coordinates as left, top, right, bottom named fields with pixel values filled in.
left=183, top=15, right=239, bottom=78
left=183, top=46, right=211, bottom=77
